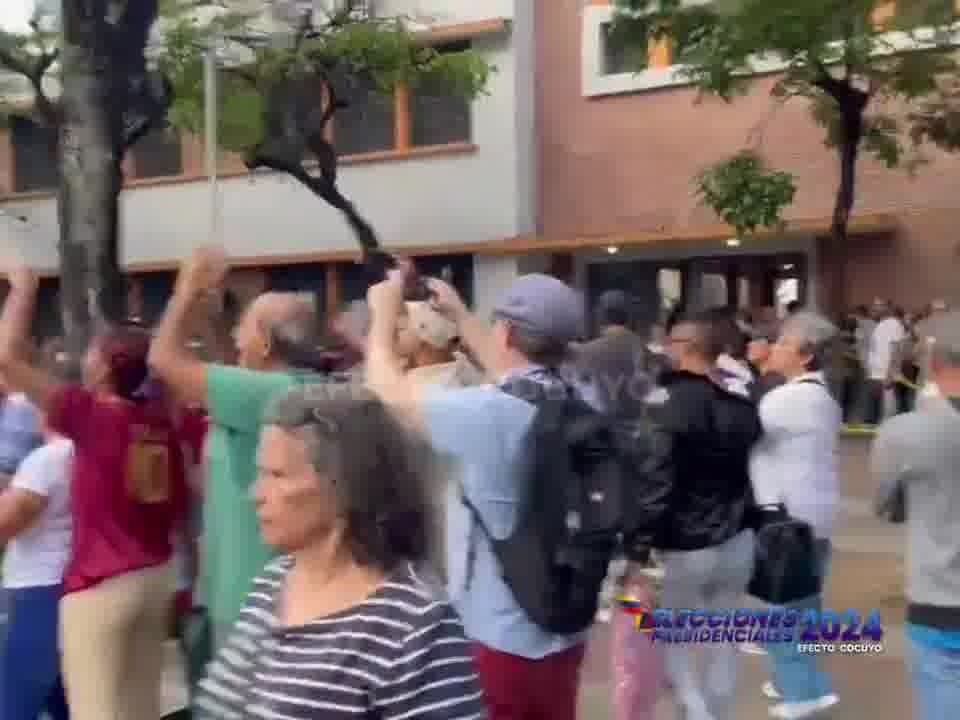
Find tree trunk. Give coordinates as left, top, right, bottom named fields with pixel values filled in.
left=831, top=104, right=866, bottom=247
left=57, top=3, right=125, bottom=355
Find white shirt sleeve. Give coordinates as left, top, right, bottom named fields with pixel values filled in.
left=10, top=441, right=72, bottom=498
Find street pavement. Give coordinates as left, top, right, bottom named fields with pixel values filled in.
left=155, top=436, right=911, bottom=718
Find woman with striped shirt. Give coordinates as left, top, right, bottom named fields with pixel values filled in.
left=195, top=384, right=486, bottom=720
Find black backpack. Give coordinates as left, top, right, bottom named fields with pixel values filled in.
left=462, top=374, right=640, bottom=635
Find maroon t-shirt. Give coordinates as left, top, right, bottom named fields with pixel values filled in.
left=49, top=385, right=188, bottom=594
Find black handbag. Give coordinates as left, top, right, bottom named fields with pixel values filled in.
left=747, top=503, right=822, bottom=604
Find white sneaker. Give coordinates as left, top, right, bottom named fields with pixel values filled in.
left=762, top=681, right=782, bottom=701
left=595, top=608, right=612, bottom=623
left=769, top=694, right=840, bottom=719
left=740, top=641, right=768, bottom=656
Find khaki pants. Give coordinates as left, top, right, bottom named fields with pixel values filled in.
left=60, top=563, right=174, bottom=720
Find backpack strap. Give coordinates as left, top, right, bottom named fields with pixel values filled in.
left=459, top=370, right=572, bottom=593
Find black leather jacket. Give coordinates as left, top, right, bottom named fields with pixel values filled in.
left=624, top=370, right=762, bottom=557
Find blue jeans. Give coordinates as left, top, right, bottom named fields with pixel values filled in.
left=765, top=539, right=833, bottom=703
left=0, top=584, right=69, bottom=720
left=909, top=635, right=960, bottom=720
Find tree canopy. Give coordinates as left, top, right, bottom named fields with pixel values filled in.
left=611, top=0, right=960, bottom=242
left=158, top=0, right=493, bottom=253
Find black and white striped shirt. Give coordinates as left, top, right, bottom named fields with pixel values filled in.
left=195, top=558, right=486, bottom=720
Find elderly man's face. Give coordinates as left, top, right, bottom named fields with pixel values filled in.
left=233, top=299, right=269, bottom=369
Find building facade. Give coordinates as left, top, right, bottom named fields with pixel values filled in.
left=0, top=0, right=538, bottom=332
left=535, top=0, right=960, bottom=327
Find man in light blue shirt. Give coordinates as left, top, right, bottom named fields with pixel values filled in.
left=366, top=266, right=588, bottom=720
left=0, top=379, right=42, bottom=481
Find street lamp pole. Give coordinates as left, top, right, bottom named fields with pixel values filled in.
left=204, top=41, right=221, bottom=244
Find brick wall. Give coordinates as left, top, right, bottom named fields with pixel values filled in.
left=536, top=0, right=960, bottom=311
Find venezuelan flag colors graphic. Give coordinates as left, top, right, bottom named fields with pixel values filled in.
left=616, top=594, right=655, bottom=631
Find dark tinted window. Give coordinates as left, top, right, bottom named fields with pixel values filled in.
left=335, top=72, right=395, bottom=156
left=11, top=116, right=58, bottom=193
left=602, top=22, right=648, bottom=75
left=411, top=41, right=472, bottom=147
left=132, top=126, right=183, bottom=179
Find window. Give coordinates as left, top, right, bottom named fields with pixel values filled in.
left=335, top=71, right=396, bottom=156
left=410, top=41, right=472, bottom=146
left=11, top=116, right=58, bottom=193
left=602, top=22, right=648, bottom=75
left=699, top=273, right=728, bottom=309
left=131, top=125, right=183, bottom=180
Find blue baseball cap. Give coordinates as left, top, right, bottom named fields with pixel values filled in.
left=493, top=273, right=585, bottom=345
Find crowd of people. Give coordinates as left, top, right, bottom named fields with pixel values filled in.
left=0, top=249, right=955, bottom=720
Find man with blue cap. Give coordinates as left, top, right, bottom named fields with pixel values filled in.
left=365, top=269, right=592, bottom=720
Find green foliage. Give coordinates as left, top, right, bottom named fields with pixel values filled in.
left=158, top=6, right=493, bottom=155
left=612, top=0, right=960, bottom=232
left=695, top=151, right=796, bottom=238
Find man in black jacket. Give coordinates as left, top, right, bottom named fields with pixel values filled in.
left=625, top=310, right=761, bottom=720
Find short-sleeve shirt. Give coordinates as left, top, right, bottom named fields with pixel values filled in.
left=0, top=393, right=42, bottom=476
left=422, top=384, right=585, bottom=659
left=195, top=559, right=485, bottom=720
left=48, top=385, right=188, bottom=594
left=2, top=437, right=73, bottom=588
left=868, top=317, right=906, bottom=380
left=203, top=365, right=310, bottom=629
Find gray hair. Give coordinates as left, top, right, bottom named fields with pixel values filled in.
left=262, top=383, right=432, bottom=569
left=781, top=311, right=837, bottom=370
left=265, top=298, right=323, bottom=370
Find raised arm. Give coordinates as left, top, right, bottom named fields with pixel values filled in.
left=149, top=248, right=229, bottom=408
left=425, top=277, right=500, bottom=378
left=365, top=271, right=422, bottom=420
left=0, top=264, right=61, bottom=411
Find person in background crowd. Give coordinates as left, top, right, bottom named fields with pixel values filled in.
left=149, top=247, right=324, bottom=656
left=195, top=385, right=484, bottom=720
left=707, top=307, right=755, bottom=398
left=399, top=300, right=486, bottom=388
left=367, top=269, right=589, bottom=720
left=0, top=368, right=42, bottom=486
left=170, top=397, right=209, bottom=694
left=630, top=310, right=760, bottom=720
left=574, top=289, right=656, bottom=417
left=860, top=299, right=905, bottom=424
left=873, top=310, right=960, bottom=720
left=395, top=299, right=484, bottom=584
left=746, top=322, right=786, bottom=402
left=913, top=299, right=949, bottom=406
left=0, top=262, right=188, bottom=720
left=0, top=365, right=73, bottom=720
left=749, top=312, right=842, bottom=719
left=893, top=308, right=921, bottom=414
left=852, top=304, right=874, bottom=374
left=835, top=312, right=863, bottom=422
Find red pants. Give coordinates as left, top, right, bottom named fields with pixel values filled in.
left=472, top=642, right=586, bottom=720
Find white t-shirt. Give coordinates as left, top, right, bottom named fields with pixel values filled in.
left=867, top=317, right=906, bottom=380
left=2, top=438, right=73, bottom=588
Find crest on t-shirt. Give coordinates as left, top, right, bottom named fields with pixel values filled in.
left=126, top=424, right=171, bottom=504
